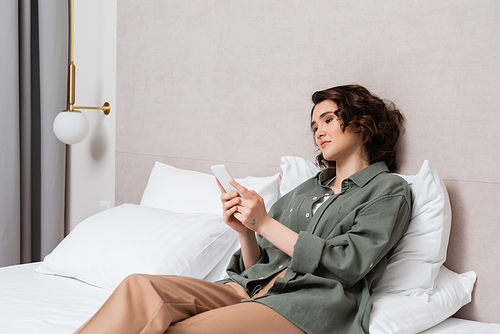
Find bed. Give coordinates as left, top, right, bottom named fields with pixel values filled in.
left=2, top=1, right=499, bottom=333
left=1, top=157, right=498, bottom=333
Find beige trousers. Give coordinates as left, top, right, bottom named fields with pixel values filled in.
left=74, top=274, right=306, bottom=334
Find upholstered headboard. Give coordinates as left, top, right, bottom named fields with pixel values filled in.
left=115, top=1, right=500, bottom=323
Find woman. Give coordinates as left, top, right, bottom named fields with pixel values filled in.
left=75, top=84, right=411, bottom=334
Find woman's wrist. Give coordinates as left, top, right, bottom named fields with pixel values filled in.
left=238, top=228, right=261, bottom=269
left=254, top=215, right=276, bottom=237
left=237, top=228, right=255, bottom=239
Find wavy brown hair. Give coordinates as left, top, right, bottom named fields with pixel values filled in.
left=311, top=85, right=404, bottom=172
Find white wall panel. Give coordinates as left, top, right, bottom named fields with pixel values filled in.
left=66, top=0, right=117, bottom=232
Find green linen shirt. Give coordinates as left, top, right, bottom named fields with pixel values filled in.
left=218, top=161, right=412, bottom=334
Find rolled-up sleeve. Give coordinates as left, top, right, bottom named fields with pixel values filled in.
left=289, top=232, right=325, bottom=273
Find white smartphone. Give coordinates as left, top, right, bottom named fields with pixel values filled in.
left=211, top=164, right=244, bottom=198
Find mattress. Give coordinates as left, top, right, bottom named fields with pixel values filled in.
left=0, top=262, right=111, bottom=334
left=1, top=262, right=499, bottom=334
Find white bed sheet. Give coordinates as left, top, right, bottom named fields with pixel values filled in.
left=420, top=317, right=500, bottom=333
left=0, top=262, right=111, bottom=334
left=1, top=263, right=499, bottom=334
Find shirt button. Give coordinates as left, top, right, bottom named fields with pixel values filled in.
left=279, top=265, right=284, bottom=269
left=290, top=208, right=293, bottom=212
left=325, top=193, right=329, bottom=196
left=312, top=196, right=318, bottom=200
left=305, top=213, right=310, bottom=218
left=259, top=277, right=265, bottom=279
left=370, top=263, right=374, bottom=268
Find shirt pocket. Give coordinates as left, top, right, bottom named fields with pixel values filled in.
left=283, top=197, right=308, bottom=232
left=320, top=203, right=358, bottom=237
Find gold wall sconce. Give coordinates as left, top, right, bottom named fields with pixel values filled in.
left=53, top=0, right=111, bottom=145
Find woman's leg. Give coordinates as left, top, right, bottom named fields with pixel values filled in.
left=74, top=274, right=246, bottom=334
left=166, top=302, right=306, bottom=334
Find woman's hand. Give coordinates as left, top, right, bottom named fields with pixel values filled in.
left=217, top=179, right=262, bottom=269
left=228, top=180, right=299, bottom=258
left=227, top=180, right=273, bottom=234
left=217, top=179, right=252, bottom=235
left=217, top=178, right=299, bottom=259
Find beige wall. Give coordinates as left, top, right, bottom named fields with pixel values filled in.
left=116, top=1, right=500, bottom=323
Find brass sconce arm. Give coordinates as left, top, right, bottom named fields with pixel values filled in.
left=73, top=103, right=111, bottom=115
left=67, top=61, right=111, bottom=115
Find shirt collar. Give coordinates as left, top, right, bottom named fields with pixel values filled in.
left=317, top=161, right=389, bottom=188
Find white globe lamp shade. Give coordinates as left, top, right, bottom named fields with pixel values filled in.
left=53, top=111, right=89, bottom=145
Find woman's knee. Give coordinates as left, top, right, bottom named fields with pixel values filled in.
left=118, top=274, right=184, bottom=296
left=118, top=273, right=164, bottom=293
left=121, top=273, right=150, bottom=285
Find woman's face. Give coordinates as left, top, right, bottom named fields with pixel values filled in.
left=311, top=100, right=365, bottom=163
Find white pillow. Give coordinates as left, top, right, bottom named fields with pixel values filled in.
left=36, top=204, right=238, bottom=290
left=202, top=238, right=241, bottom=282
left=370, top=266, right=476, bottom=334
left=279, top=156, right=320, bottom=196
left=140, top=162, right=281, bottom=215
left=374, top=160, right=452, bottom=297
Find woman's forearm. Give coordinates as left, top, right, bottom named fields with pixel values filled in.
left=257, top=217, right=299, bottom=258
left=238, top=230, right=262, bottom=270
left=238, top=218, right=298, bottom=269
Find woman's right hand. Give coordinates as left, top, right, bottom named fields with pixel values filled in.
left=217, top=179, right=262, bottom=269
left=217, top=179, right=252, bottom=235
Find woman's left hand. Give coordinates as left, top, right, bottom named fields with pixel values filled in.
left=229, top=180, right=272, bottom=234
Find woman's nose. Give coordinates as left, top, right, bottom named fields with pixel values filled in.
left=316, top=127, right=325, bottom=139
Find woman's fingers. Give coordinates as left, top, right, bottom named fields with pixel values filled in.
left=215, top=178, right=227, bottom=194
left=223, top=196, right=240, bottom=212
left=224, top=205, right=238, bottom=218
left=217, top=179, right=242, bottom=202
left=229, top=180, right=252, bottom=198
left=221, top=191, right=239, bottom=202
